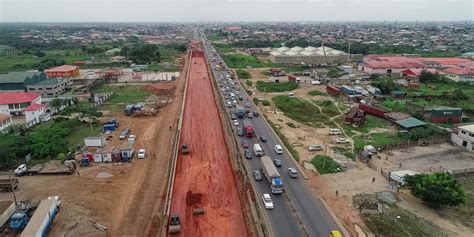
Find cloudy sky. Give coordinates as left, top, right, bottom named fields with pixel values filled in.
left=0, top=0, right=472, bottom=22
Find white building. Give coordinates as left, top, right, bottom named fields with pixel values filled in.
left=451, top=124, right=474, bottom=151
left=269, top=46, right=351, bottom=65
left=23, top=104, right=47, bottom=127
left=440, top=67, right=474, bottom=83
left=0, top=114, right=13, bottom=133
left=0, top=92, right=41, bottom=116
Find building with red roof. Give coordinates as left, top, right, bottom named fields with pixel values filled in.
left=0, top=92, right=41, bottom=116
left=0, top=114, right=13, bottom=133
left=418, top=58, right=472, bottom=67
left=440, top=67, right=474, bottom=83
left=24, top=103, right=48, bottom=127
left=44, top=65, right=80, bottom=78
left=226, top=26, right=243, bottom=32
left=358, top=55, right=426, bottom=74
left=401, top=68, right=437, bottom=77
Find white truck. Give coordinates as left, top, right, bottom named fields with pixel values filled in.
left=20, top=196, right=61, bottom=237
left=253, top=143, right=264, bottom=157
left=260, top=156, right=284, bottom=194
left=367, top=85, right=381, bottom=95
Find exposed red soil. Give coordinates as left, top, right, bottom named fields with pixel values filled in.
left=168, top=47, right=248, bottom=237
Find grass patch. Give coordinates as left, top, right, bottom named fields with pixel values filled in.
left=236, top=69, right=251, bottom=79
left=408, top=81, right=474, bottom=112
left=353, top=133, right=400, bottom=150
left=256, top=81, right=298, bottom=92
left=222, top=53, right=277, bottom=68
left=363, top=206, right=449, bottom=237
left=308, top=90, right=328, bottom=96
left=272, top=95, right=330, bottom=127
left=343, top=115, right=391, bottom=136
left=95, top=85, right=152, bottom=104
left=214, top=43, right=236, bottom=54
left=331, top=146, right=355, bottom=160
left=266, top=118, right=300, bottom=161
left=245, top=80, right=253, bottom=86
left=383, top=99, right=406, bottom=112
left=313, top=100, right=340, bottom=117
left=311, top=155, right=342, bottom=174
left=327, top=67, right=345, bottom=78
left=66, top=123, right=102, bottom=147
left=262, top=100, right=271, bottom=106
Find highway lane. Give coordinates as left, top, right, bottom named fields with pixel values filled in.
left=201, top=35, right=341, bottom=236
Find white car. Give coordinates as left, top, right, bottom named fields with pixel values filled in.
left=274, top=144, right=283, bottom=154
left=262, top=193, right=274, bottom=209
left=128, top=135, right=136, bottom=141
left=233, top=120, right=239, bottom=126
left=14, top=164, right=27, bottom=176
left=311, top=80, right=321, bottom=85
left=336, top=137, right=350, bottom=144
left=329, top=128, right=343, bottom=135
left=138, top=149, right=146, bottom=158
left=308, top=144, right=323, bottom=151
left=288, top=167, right=299, bottom=178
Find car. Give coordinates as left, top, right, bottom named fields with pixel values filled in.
left=288, top=167, right=298, bottom=178
left=245, top=102, right=251, bottom=108
left=253, top=170, right=262, bottom=181
left=274, top=144, right=283, bottom=154
left=260, top=136, right=267, bottom=142
left=232, top=100, right=237, bottom=105
left=14, top=164, right=27, bottom=176
left=231, top=113, right=237, bottom=119
left=329, top=128, right=343, bottom=135
left=138, top=149, right=146, bottom=158
left=237, top=128, right=244, bottom=136
left=330, top=230, right=343, bottom=237
left=242, top=140, right=249, bottom=148
left=336, top=137, right=350, bottom=144
left=128, top=135, right=136, bottom=141
left=310, top=80, right=321, bottom=85
left=235, top=91, right=239, bottom=95
left=233, top=120, right=239, bottom=126
left=273, top=159, right=282, bottom=167
left=244, top=149, right=252, bottom=159
left=247, top=112, right=253, bottom=118
left=308, top=144, right=323, bottom=151
left=238, top=96, right=243, bottom=100
left=221, top=88, right=225, bottom=92
left=227, top=101, right=232, bottom=108
left=253, top=111, right=259, bottom=117
left=262, top=193, right=274, bottom=209
left=181, top=144, right=189, bottom=154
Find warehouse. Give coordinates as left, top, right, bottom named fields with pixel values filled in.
left=268, top=46, right=350, bottom=65
left=0, top=72, right=47, bottom=92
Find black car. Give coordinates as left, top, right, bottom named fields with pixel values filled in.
left=253, top=170, right=262, bottom=181
left=260, top=136, right=267, bottom=142
left=244, top=149, right=252, bottom=159
left=273, top=159, right=282, bottom=167
left=253, top=111, right=259, bottom=117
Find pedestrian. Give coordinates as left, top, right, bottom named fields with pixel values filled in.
left=169, top=126, right=172, bottom=130
left=336, top=190, right=339, bottom=197
left=154, top=153, right=156, bottom=158
left=380, top=168, right=383, bottom=175
left=77, top=171, right=80, bottom=176
left=372, top=177, right=375, bottom=183
left=399, top=162, right=402, bottom=168
left=397, top=185, right=400, bottom=192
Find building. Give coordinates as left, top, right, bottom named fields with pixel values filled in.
left=461, top=52, right=474, bottom=59
left=26, top=77, right=73, bottom=97
left=0, top=72, right=47, bottom=92
left=0, top=92, right=41, bottom=116
left=358, top=55, right=426, bottom=74
left=269, top=46, right=351, bottom=65
left=44, top=65, right=80, bottom=78
left=430, top=107, right=462, bottom=123
left=417, top=58, right=472, bottom=68
left=23, top=103, right=48, bottom=127
left=451, top=124, right=474, bottom=151
left=0, top=114, right=13, bottom=133
left=401, top=68, right=437, bottom=78
left=440, top=67, right=474, bottom=83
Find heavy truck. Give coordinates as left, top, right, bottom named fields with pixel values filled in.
left=260, top=156, right=284, bottom=194
left=20, top=196, right=61, bottom=237
left=242, top=121, right=254, bottom=138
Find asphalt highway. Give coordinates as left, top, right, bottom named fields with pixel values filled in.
left=201, top=34, right=341, bottom=237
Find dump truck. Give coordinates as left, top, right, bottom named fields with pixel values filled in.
left=260, top=156, right=284, bottom=194
left=20, top=196, right=61, bottom=237
left=168, top=214, right=181, bottom=234
left=0, top=176, right=18, bottom=192
left=242, top=121, right=254, bottom=138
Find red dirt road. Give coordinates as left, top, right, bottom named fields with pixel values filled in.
left=169, top=48, right=248, bottom=236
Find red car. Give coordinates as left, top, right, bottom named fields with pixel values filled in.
left=241, top=140, right=249, bottom=148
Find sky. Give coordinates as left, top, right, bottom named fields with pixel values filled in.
left=0, top=0, right=473, bottom=22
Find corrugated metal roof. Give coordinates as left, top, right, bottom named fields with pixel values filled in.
left=395, top=117, right=426, bottom=128
left=0, top=72, right=42, bottom=83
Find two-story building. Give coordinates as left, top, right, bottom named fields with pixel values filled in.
left=23, top=103, right=48, bottom=127
left=452, top=124, right=474, bottom=151
left=0, top=92, right=41, bottom=116
left=0, top=114, right=13, bottom=133
left=26, top=77, right=73, bottom=97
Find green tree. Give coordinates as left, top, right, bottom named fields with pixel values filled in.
left=452, top=89, right=468, bottom=101
left=405, top=172, right=467, bottom=208
left=371, top=77, right=399, bottom=94
left=128, top=44, right=161, bottom=64
left=419, top=71, right=438, bottom=83
left=0, top=134, right=29, bottom=168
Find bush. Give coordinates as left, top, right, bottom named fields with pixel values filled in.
left=236, top=69, right=251, bottom=79
left=286, top=122, right=297, bottom=128
left=272, top=95, right=330, bottom=127
left=405, top=172, right=467, bottom=208
left=308, top=90, right=327, bottom=96
left=261, top=70, right=271, bottom=76
left=256, top=81, right=298, bottom=92
left=246, top=80, right=253, bottom=87
left=311, top=155, right=341, bottom=174
left=253, top=97, right=259, bottom=105
left=262, top=100, right=271, bottom=106
left=327, top=68, right=345, bottom=78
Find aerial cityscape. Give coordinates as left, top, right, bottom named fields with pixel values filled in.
left=0, top=1, right=473, bottom=237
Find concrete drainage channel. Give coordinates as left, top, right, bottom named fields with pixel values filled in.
left=203, top=39, right=268, bottom=237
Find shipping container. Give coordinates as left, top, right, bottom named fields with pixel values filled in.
left=326, top=85, right=341, bottom=96
left=340, top=85, right=357, bottom=95
left=359, top=103, right=387, bottom=118
left=430, top=108, right=462, bottom=123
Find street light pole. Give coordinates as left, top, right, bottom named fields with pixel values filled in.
left=8, top=172, right=17, bottom=207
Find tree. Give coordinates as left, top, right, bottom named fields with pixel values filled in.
left=50, top=98, right=63, bottom=110
left=419, top=71, right=438, bottom=83
left=128, top=44, right=161, bottom=64
left=452, top=88, right=468, bottom=101
left=371, top=77, right=399, bottom=94
left=0, top=134, right=29, bottom=168
left=405, top=172, right=467, bottom=208
left=34, top=51, right=46, bottom=57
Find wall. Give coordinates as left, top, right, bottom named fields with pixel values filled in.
left=0, top=117, right=13, bottom=133
left=25, top=107, right=45, bottom=127
left=451, top=131, right=474, bottom=151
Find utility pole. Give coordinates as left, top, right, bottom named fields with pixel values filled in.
left=8, top=172, right=17, bottom=207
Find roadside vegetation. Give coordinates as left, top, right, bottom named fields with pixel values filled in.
left=245, top=80, right=253, bottom=87
left=266, top=118, right=300, bottom=161
left=236, top=69, right=251, bottom=79
left=311, top=155, right=341, bottom=174
left=256, top=81, right=298, bottom=92
left=222, top=53, right=276, bottom=68
left=95, top=85, right=152, bottom=104
left=307, top=90, right=327, bottom=96
left=272, top=96, right=332, bottom=127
